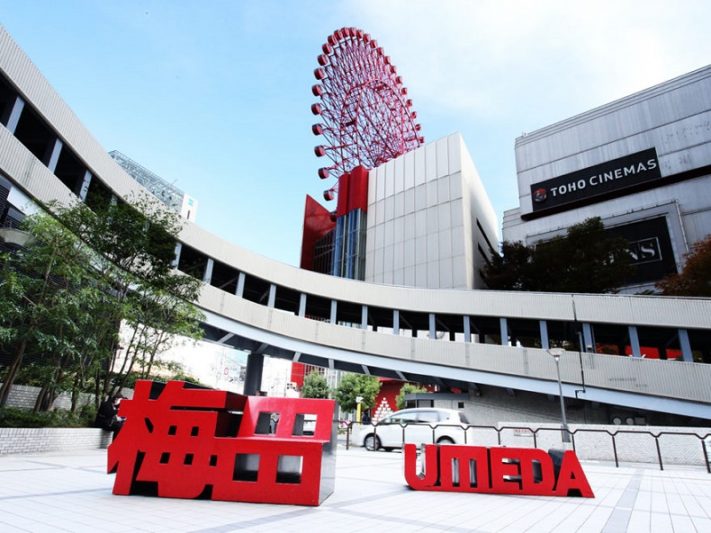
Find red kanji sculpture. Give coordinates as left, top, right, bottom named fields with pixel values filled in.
left=107, top=380, right=336, bottom=506
left=404, top=444, right=594, bottom=498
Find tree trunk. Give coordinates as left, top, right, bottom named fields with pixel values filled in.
left=0, top=338, right=28, bottom=407
left=70, top=373, right=82, bottom=413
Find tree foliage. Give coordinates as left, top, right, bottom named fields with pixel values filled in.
left=300, top=371, right=330, bottom=399
left=335, top=373, right=381, bottom=412
left=395, top=383, right=428, bottom=410
left=657, top=235, right=711, bottom=297
left=0, top=195, right=204, bottom=412
left=482, top=217, right=634, bottom=293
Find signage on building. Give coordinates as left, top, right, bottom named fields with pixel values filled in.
left=530, top=148, right=661, bottom=213
left=606, top=217, right=677, bottom=285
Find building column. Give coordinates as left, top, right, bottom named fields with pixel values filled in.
left=330, top=300, right=337, bottom=324
left=298, top=293, right=306, bottom=317
left=393, top=309, right=400, bottom=335
left=78, top=170, right=92, bottom=201
left=203, top=258, right=214, bottom=284
left=463, top=316, right=472, bottom=343
left=4, top=95, right=25, bottom=134
left=172, top=242, right=182, bottom=269
left=582, top=323, right=595, bottom=353
left=539, top=320, right=549, bottom=350
left=679, top=329, right=693, bottom=362
left=628, top=325, right=642, bottom=357
left=236, top=272, right=245, bottom=297
left=243, top=353, right=264, bottom=396
left=267, top=284, right=276, bottom=308
left=361, top=305, right=368, bottom=329
left=499, top=317, right=509, bottom=346
left=47, top=138, right=63, bottom=172
left=429, top=313, right=436, bottom=339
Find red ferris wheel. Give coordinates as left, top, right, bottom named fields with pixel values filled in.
left=311, top=27, right=424, bottom=201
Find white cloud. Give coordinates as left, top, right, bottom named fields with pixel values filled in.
left=344, top=0, right=711, bottom=124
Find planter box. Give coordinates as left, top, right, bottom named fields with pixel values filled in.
left=0, top=427, right=111, bottom=455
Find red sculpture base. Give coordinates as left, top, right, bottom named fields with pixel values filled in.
left=108, top=381, right=336, bottom=506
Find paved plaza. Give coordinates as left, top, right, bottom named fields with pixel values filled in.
left=1, top=445, right=711, bottom=532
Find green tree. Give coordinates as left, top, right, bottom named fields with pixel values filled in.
left=0, top=195, right=204, bottom=411
left=0, top=212, right=108, bottom=407
left=57, top=195, right=204, bottom=402
left=395, top=383, right=428, bottom=410
left=300, top=371, right=330, bottom=399
left=657, top=235, right=711, bottom=296
left=483, top=217, right=633, bottom=293
left=335, top=373, right=381, bottom=413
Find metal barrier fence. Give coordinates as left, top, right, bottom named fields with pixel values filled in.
left=342, top=421, right=711, bottom=473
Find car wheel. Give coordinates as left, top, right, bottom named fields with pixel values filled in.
left=437, top=436, right=455, bottom=445
left=364, top=434, right=381, bottom=451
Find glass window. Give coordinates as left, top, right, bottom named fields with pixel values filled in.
left=416, top=411, right=440, bottom=423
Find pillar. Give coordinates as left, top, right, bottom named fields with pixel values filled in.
left=499, top=317, right=509, bottom=346
left=243, top=353, right=264, bottom=395
left=4, top=95, right=25, bottom=134
left=539, top=320, right=549, bottom=350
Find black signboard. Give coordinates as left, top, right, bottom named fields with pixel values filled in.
left=530, top=148, right=662, bottom=213
left=606, top=217, right=677, bottom=284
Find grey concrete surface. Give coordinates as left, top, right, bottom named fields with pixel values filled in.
left=1, top=446, right=710, bottom=532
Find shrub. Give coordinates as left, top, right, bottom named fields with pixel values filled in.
left=0, top=406, right=94, bottom=428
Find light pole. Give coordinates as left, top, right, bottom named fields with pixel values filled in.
left=547, top=348, right=571, bottom=443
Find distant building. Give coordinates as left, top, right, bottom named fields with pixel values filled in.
left=109, top=150, right=198, bottom=222
left=503, top=66, right=711, bottom=292
left=300, top=133, right=499, bottom=290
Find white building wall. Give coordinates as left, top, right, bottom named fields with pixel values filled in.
left=503, top=65, right=711, bottom=291
left=365, top=133, right=497, bottom=289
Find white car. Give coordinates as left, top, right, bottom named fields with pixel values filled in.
left=356, top=408, right=470, bottom=451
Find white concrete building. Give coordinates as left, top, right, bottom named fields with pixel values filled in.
left=365, top=133, right=498, bottom=289
left=503, top=66, right=711, bottom=292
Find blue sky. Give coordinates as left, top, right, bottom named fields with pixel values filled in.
left=2, top=1, right=710, bottom=265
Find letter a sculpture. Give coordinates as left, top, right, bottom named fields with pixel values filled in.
left=108, top=380, right=336, bottom=506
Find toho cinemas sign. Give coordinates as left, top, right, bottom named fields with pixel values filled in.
left=530, top=148, right=661, bottom=214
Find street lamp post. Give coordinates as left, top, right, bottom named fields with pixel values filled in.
left=547, top=348, right=571, bottom=443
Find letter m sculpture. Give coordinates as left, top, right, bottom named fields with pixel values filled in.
left=108, top=380, right=336, bottom=506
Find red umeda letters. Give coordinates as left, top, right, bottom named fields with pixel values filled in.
left=404, top=443, right=439, bottom=489
left=404, top=444, right=594, bottom=498
left=554, top=451, right=594, bottom=498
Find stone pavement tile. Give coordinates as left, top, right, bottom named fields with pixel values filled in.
left=649, top=490, right=669, bottom=514
left=677, top=491, right=707, bottom=518
left=649, top=511, right=674, bottom=533
left=498, top=498, right=568, bottom=531
left=626, top=509, right=650, bottom=532
left=691, top=515, right=711, bottom=531
left=633, top=487, right=652, bottom=512
left=669, top=514, right=695, bottom=532
left=665, top=492, right=688, bottom=515
left=4, top=448, right=711, bottom=532
left=694, top=492, right=711, bottom=518
left=577, top=506, right=614, bottom=532
left=548, top=502, right=599, bottom=532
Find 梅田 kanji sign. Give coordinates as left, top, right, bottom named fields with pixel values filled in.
left=107, top=380, right=336, bottom=506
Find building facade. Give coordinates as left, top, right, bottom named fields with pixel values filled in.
left=109, top=150, right=198, bottom=222
left=365, top=133, right=498, bottom=289
left=503, top=66, right=711, bottom=292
